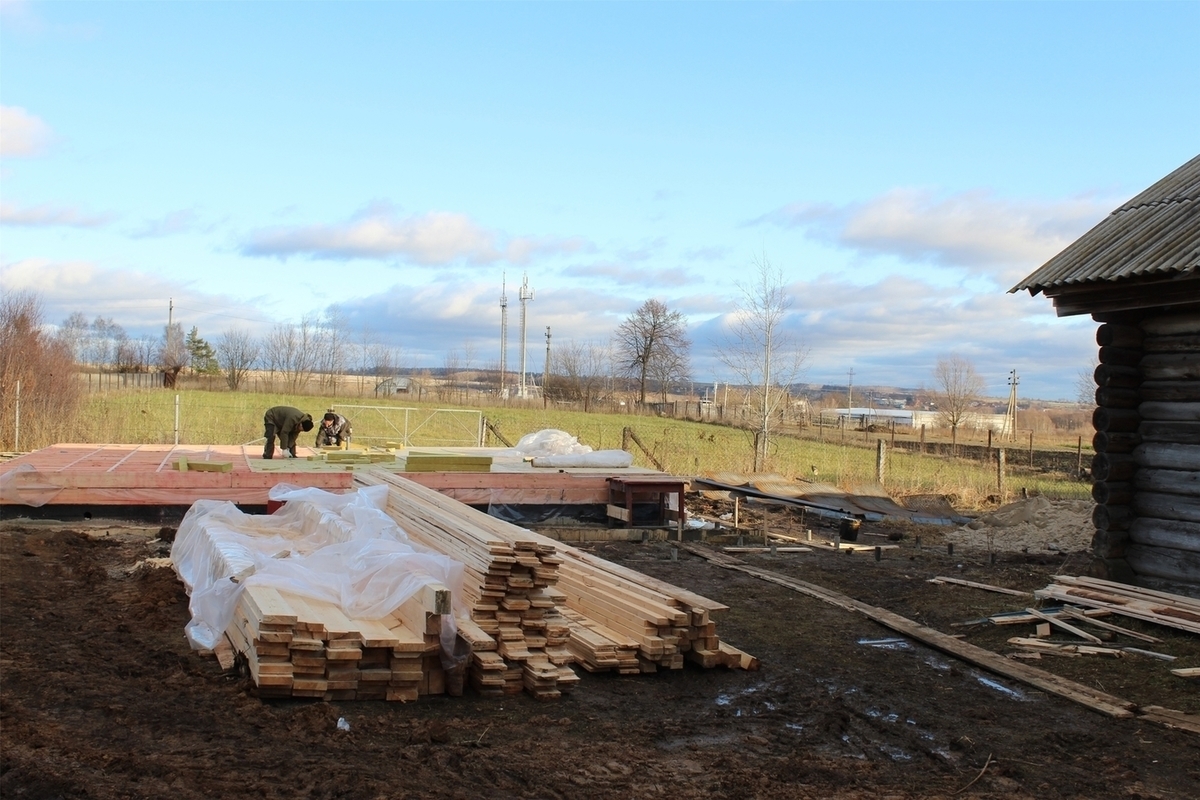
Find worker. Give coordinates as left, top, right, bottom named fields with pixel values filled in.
left=262, top=405, right=313, bottom=459
left=316, top=410, right=352, bottom=448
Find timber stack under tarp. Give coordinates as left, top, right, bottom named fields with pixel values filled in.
left=1013, top=153, right=1200, bottom=598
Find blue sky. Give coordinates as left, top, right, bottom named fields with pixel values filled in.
left=2, top=1, right=1197, bottom=401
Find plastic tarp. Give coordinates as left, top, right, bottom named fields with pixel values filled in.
left=0, top=463, right=63, bottom=507
left=514, top=429, right=593, bottom=457
left=170, top=484, right=466, bottom=667
left=531, top=450, right=634, bottom=469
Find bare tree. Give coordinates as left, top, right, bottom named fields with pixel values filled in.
left=263, top=316, right=319, bottom=393
left=2, top=291, right=82, bottom=450
left=549, top=340, right=609, bottom=411
left=217, top=327, right=260, bottom=391
left=615, top=299, right=691, bottom=404
left=58, top=311, right=89, bottom=365
left=1076, top=356, right=1099, bottom=406
left=315, top=308, right=349, bottom=392
left=933, top=354, right=985, bottom=434
left=716, top=256, right=806, bottom=472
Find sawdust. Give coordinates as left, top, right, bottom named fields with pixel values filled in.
left=944, top=496, right=1096, bottom=554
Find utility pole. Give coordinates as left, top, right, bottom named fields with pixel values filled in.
left=518, top=274, right=533, bottom=397
left=168, top=297, right=173, bottom=327
left=1004, top=369, right=1019, bottom=442
left=847, top=368, right=854, bottom=411
left=499, top=275, right=508, bottom=397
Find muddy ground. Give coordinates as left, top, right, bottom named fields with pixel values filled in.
left=2, top=504, right=1199, bottom=800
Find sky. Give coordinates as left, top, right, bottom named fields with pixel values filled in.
left=1, top=1, right=1197, bottom=402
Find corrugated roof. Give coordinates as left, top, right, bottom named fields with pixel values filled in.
left=1011, top=154, right=1200, bottom=294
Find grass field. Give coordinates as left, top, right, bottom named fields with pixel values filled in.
left=58, top=389, right=1091, bottom=510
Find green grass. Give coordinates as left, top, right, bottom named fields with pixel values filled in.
left=71, top=389, right=1090, bottom=509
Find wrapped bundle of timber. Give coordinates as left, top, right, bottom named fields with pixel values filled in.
left=171, top=489, right=464, bottom=701
left=354, top=469, right=758, bottom=688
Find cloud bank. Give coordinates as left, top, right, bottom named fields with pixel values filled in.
left=759, top=188, right=1113, bottom=284
left=242, top=206, right=592, bottom=266
left=0, top=202, right=114, bottom=228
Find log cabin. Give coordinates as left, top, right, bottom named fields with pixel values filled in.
left=1012, top=154, right=1200, bottom=598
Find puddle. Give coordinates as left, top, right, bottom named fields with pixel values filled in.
left=858, top=637, right=912, bottom=651
left=974, top=674, right=1028, bottom=700
left=878, top=744, right=913, bottom=761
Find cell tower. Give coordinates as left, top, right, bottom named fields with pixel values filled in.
left=499, top=274, right=508, bottom=397
left=518, top=274, right=533, bottom=397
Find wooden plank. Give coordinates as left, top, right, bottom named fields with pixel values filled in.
left=928, top=576, right=1032, bottom=597
left=1023, top=607, right=1104, bottom=643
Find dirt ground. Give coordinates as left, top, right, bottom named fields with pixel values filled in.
left=2, top=500, right=1199, bottom=800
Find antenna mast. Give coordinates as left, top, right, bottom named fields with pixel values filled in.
left=518, top=274, right=533, bottom=397
left=499, top=274, right=508, bottom=397
left=1004, top=369, right=1019, bottom=441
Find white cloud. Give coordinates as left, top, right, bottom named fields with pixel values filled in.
left=0, top=259, right=273, bottom=336
left=759, top=188, right=1114, bottom=285
left=130, top=209, right=202, bottom=238
left=1, top=201, right=115, bottom=228
left=0, top=105, right=54, bottom=157
left=242, top=206, right=592, bottom=265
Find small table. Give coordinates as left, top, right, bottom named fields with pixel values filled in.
left=607, top=477, right=686, bottom=540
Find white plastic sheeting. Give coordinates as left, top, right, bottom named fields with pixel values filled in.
left=531, top=451, right=634, bottom=468
left=514, top=429, right=593, bottom=457
left=170, top=484, right=465, bottom=666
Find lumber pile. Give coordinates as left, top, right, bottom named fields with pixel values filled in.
left=1034, top=575, right=1200, bottom=634
left=223, top=582, right=454, bottom=701
left=353, top=469, right=756, bottom=692
left=403, top=450, right=494, bottom=472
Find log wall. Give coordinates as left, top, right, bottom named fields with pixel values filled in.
left=1090, top=309, right=1200, bottom=599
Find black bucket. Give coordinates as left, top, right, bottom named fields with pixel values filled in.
left=839, top=517, right=861, bottom=542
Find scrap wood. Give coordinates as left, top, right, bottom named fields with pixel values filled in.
left=1170, top=667, right=1200, bottom=678
left=1007, top=637, right=1122, bottom=657
left=1058, top=606, right=1163, bottom=644
left=680, top=543, right=1137, bottom=720
left=1138, top=706, right=1200, bottom=735
left=1023, top=607, right=1104, bottom=643
left=951, top=606, right=1110, bottom=628
left=722, top=546, right=812, bottom=553
left=929, top=576, right=1031, bottom=597
left=1035, top=577, right=1200, bottom=635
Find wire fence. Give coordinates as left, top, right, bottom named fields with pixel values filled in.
left=7, top=387, right=1092, bottom=509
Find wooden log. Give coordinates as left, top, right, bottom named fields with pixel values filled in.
left=1096, top=387, right=1141, bottom=409
left=1133, top=442, right=1200, bottom=471
left=1093, top=503, right=1133, bottom=531
left=1139, top=420, right=1200, bottom=444
left=1093, top=364, right=1141, bottom=389
left=1092, top=481, right=1133, bottom=506
left=1093, top=407, right=1141, bottom=433
left=1093, top=431, right=1141, bottom=454
left=1096, top=322, right=1144, bottom=348
left=1091, top=527, right=1129, bottom=559
left=1142, top=312, right=1200, bottom=337
left=1129, top=518, right=1200, bottom=554
left=1125, top=543, right=1200, bottom=584
left=1141, top=353, right=1200, bottom=381
left=1098, top=345, right=1143, bottom=368
left=1139, top=381, right=1200, bottom=403
left=1092, top=453, right=1137, bottom=482
left=1134, top=468, right=1200, bottom=497
left=1134, top=491, right=1200, bottom=523
left=1144, top=334, right=1200, bottom=353
left=1139, top=401, right=1200, bottom=422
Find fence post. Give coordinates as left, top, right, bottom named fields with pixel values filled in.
left=997, top=448, right=1006, bottom=501
left=1077, top=435, right=1083, bottom=477
left=1028, top=431, right=1034, bottom=466
left=875, top=438, right=886, bottom=484
left=174, top=395, right=180, bottom=445
left=920, top=424, right=926, bottom=454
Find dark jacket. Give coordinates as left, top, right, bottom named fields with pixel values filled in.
left=264, top=406, right=312, bottom=453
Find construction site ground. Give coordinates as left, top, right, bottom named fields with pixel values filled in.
left=2, top=501, right=1198, bottom=800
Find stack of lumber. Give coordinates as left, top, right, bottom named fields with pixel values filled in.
left=403, top=450, right=494, bottom=473
left=355, top=469, right=757, bottom=684
left=354, top=470, right=576, bottom=699
left=220, top=578, right=453, bottom=701
left=1034, top=575, right=1200, bottom=634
